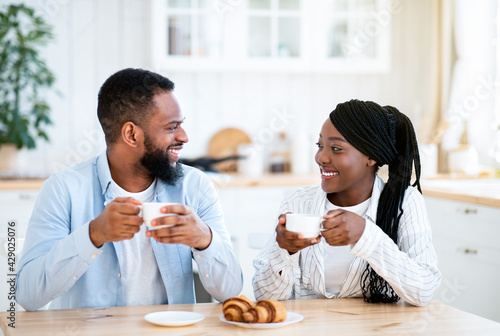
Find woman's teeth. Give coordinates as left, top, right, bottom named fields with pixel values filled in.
left=322, top=171, right=338, bottom=177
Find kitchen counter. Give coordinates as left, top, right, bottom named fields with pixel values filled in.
left=2, top=298, right=500, bottom=335
left=0, top=179, right=46, bottom=190
left=420, top=178, right=500, bottom=208
left=2, top=175, right=500, bottom=208
left=208, top=172, right=320, bottom=188
left=0, top=173, right=320, bottom=190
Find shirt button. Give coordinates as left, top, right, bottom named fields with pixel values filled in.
left=118, top=273, right=121, bottom=278
left=204, top=274, right=209, bottom=278
left=196, top=254, right=202, bottom=258
left=72, top=276, right=78, bottom=280
left=91, top=254, right=97, bottom=259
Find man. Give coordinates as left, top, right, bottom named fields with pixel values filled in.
left=16, top=68, right=243, bottom=311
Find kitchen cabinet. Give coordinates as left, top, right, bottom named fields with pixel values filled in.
left=217, top=185, right=296, bottom=300
left=0, top=190, right=38, bottom=313
left=424, top=195, right=500, bottom=322
left=151, top=0, right=391, bottom=72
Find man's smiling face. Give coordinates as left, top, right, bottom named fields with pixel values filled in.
left=140, top=91, right=188, bottom=185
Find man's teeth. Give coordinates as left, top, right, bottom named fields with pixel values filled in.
left=322, top=171, right=338, bottom=177
left=169, top=149, right=180, bottom=155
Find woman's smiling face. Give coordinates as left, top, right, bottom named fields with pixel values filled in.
left=315, top=118, right=377, bottom=206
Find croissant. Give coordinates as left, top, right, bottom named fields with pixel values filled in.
left=242, top=299, right=287, bottom=323
left=222, top=295, right=254, bottom=322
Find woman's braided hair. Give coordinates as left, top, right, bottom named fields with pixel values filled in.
left=329, top=99, right=422, bottom=303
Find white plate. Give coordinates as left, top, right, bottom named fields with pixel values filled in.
left=144, top=311, right=205, bottom=327
left=219, top=311, right=304, bottom=329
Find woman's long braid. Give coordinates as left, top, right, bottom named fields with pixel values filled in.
left=329, top=100, right=422, bottom=304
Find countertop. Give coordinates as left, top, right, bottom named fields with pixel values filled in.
left=1, top=175, right=500, bottom=208
left=0, top=179, right=47, bottom=190
left=0, top=173, right=320, bottom=190
left=208, top=172, right=320, bottom=188
left=420, top=178, right=500, bottom=208
left=2, top=298, right=499, bottom=335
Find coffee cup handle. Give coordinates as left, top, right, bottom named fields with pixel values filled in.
left=137, top=205, right=143, bottom=216
left=320, top=219, right=327, bottom=232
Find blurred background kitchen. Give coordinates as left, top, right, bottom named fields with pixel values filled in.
left=1, top=0, right=500, bottom=325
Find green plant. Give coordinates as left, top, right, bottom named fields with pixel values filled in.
left=0, top=3, right=55, bottom=149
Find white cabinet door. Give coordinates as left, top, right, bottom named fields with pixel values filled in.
left=424, top=196, right=500, bottom=322
left=217, top=185, right=294, bottom=300
left=0, top=190, right=39, bottom=312
left=0, top=190, right=38, bottom=239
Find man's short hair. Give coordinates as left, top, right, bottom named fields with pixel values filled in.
left=97, top=68, right=175, bottom=144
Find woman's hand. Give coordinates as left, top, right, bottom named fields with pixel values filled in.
left=276, top=213, right=321, bottom=254
left=321, top=209, right=365, bottom=246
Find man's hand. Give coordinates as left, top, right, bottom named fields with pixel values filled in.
left=276, top=213, right=321, bottom=254
left=321, top=209, right=365, bottom=246
left=89, top=197, right=143, bottom=248
left=145, top=204, right=212, bottom=250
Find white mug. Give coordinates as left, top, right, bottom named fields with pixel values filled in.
left=140, top=202, right=178, bottom=230
left=285, top=213, right=322, bottom=238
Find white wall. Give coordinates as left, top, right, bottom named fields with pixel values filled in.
left=1, top=0, right=436, bottom=174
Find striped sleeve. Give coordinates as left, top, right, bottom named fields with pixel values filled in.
left=252, top=236, right=301, bottom=300
left=252, top=185, right=322, bottom=300
left=350, top=187, right=442, bottom=306
left=252, top=192, right=300, bottom=300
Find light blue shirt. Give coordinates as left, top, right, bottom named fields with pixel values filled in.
left=16, top=152, right=243, bottom=311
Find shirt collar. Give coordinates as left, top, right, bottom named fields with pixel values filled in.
left=96, top=151, right=113, bottom=196
left=155, top=178, right=165, bottom=200
left=96, top=150, right=168, bottom=199
left=318, top=175, right=383, bottom=221
left=96, top=149, right=173, bottom=201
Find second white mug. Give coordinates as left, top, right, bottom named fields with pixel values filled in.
left=285, top=213, right=322, bottom=238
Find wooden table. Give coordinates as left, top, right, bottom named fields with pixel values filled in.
left=1, top=298, right=500, bottom=335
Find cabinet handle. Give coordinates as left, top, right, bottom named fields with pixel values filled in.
left=457, top=247, right=478, bottom=255
left=457, top=207, right=478, bottom=215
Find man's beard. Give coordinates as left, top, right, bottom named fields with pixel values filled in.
left=140, top=135, right=184, bottom=185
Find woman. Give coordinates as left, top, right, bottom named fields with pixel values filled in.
left=252, top=99, right=441, bottom=306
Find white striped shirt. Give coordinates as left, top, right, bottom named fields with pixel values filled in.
left=252, top=176, right=441, bottom=306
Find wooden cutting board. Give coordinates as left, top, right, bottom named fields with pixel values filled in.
left=208, top=128, right=252, bottom=172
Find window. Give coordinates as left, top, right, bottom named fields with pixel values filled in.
left=247, top=0, right=302, bottom=58
left=160, top=0, right=222, bottom=58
